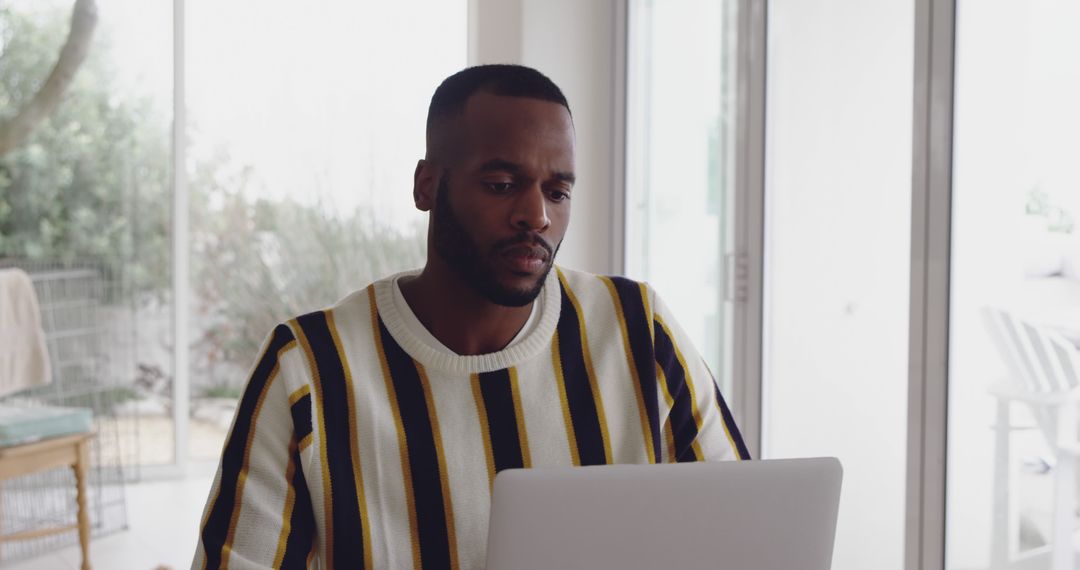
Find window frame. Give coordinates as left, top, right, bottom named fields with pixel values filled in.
left=624, top=1, right=955, bottom=567
left=905, top=0, right=955, bottom=568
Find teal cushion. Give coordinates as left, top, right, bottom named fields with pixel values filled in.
left=0, top=405, right=93, bottom=447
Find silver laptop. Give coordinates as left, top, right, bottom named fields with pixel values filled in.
left=485, top=458, right=842, bottom=570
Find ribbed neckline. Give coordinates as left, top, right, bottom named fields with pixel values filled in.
left=373, top=268, right=562, bottom=374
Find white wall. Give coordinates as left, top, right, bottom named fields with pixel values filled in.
left=470, top=0, right=623, bottom=275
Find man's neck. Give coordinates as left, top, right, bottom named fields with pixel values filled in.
left=398, top=265, right=535, bottom=356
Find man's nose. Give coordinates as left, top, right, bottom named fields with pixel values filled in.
left=511, top=184, right=550, bottom=232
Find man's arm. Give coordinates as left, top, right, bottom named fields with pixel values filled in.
left=193, top=323, right=316, bottom=569
left=649, top=288, right=751, bottom=462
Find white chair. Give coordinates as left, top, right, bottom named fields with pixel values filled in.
left=983, top=307, right=1080, bottom=570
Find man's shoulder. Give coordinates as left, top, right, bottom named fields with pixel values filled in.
left=280, top=271, right=409, bottom=334
left=554, top=266, right=654, bottom=309
left=555, top=266, right=649, bottom=291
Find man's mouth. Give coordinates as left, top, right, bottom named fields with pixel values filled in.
left=499, top=244, right=549, bottom=274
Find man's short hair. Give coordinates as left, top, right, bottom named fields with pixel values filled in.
left=425, top=65, right=571, bottom=157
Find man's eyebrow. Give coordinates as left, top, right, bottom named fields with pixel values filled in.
left=552, top=171, right=576, bottom=185
left=477, top=159, right=576, bottom=185
left=478, top=159, right=524, bottom=173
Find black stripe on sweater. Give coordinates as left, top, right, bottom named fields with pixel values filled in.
left=279, top=443, right=316, bottom=567
left=477, top=369, right=528, bottom=474
left=606, top=276, right=662, bottom=463
left=378, top=317, right=455, bottom=569
left=294, top=311, right=367, bottom=568
left=290, top=393, right=312, bottom=443
left=555, top=281, right=608, bottom=466
left=714, top=382, right=752, bottom=460
left=200, top=323, right=294, bottom=568
left=654, top=321, right=704, bottom=462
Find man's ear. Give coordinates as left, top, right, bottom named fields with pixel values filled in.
left=413, top=159, right=437, bottom=212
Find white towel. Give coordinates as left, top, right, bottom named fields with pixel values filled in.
left=0, top=269, right=52, bottom=397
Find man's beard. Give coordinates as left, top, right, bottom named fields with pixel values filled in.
left=432, top=173, right=559, bottom=307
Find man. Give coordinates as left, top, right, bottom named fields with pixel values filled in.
left=194, top=64, right=748, bottom=569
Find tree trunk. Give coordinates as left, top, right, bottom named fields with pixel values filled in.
left=0, top=0, right=98, bottom=157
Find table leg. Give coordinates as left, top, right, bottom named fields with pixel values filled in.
left=74, top=441, right=91, bottom=570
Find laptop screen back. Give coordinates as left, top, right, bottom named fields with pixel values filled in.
left=485, top=457, right=843, bottom=570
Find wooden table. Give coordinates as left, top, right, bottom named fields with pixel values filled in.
left=0, top=433, right=93, bottom=570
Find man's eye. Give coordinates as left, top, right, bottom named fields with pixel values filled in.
left=486, top=182, right=514, bottom=193
left=548, top=190, right=569, bottom=202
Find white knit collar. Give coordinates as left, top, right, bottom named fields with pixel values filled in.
left=373, top=267, right=562, bottom=374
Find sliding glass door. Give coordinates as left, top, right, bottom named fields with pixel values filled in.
left=631, top=1, right=1080, bottom=568
left=2, top=0, right=469, bottom=473
left=0, top=0, right=175, bottom=471
left=625, top=0, right=740, bottom=398
left=946, top=2, right=1080, bottom=568
left=761, top=1, right=914, bottom=568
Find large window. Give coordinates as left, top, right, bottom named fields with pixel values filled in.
left=947, top=2, right=1080, bottom=567
left=1, top=0, right=467, bottom=473
left=0, top=0, right=175, bottom=470
left=631, top=1, right=1080, bottom=568
left=625, top=0, right=739, bottom=395
left=184, top=0, right=467, bottom=464
left=761, top=1, right=914, bottom=568
left=12, top=1, right=1080, bottom=566
left=0, top=0, right=173, bottom=556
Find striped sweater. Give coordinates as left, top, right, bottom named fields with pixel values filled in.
left=193, top=266, right=749, bottom=569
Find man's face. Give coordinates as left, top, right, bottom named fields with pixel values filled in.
left=429, top=92, right=575, bottom=307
